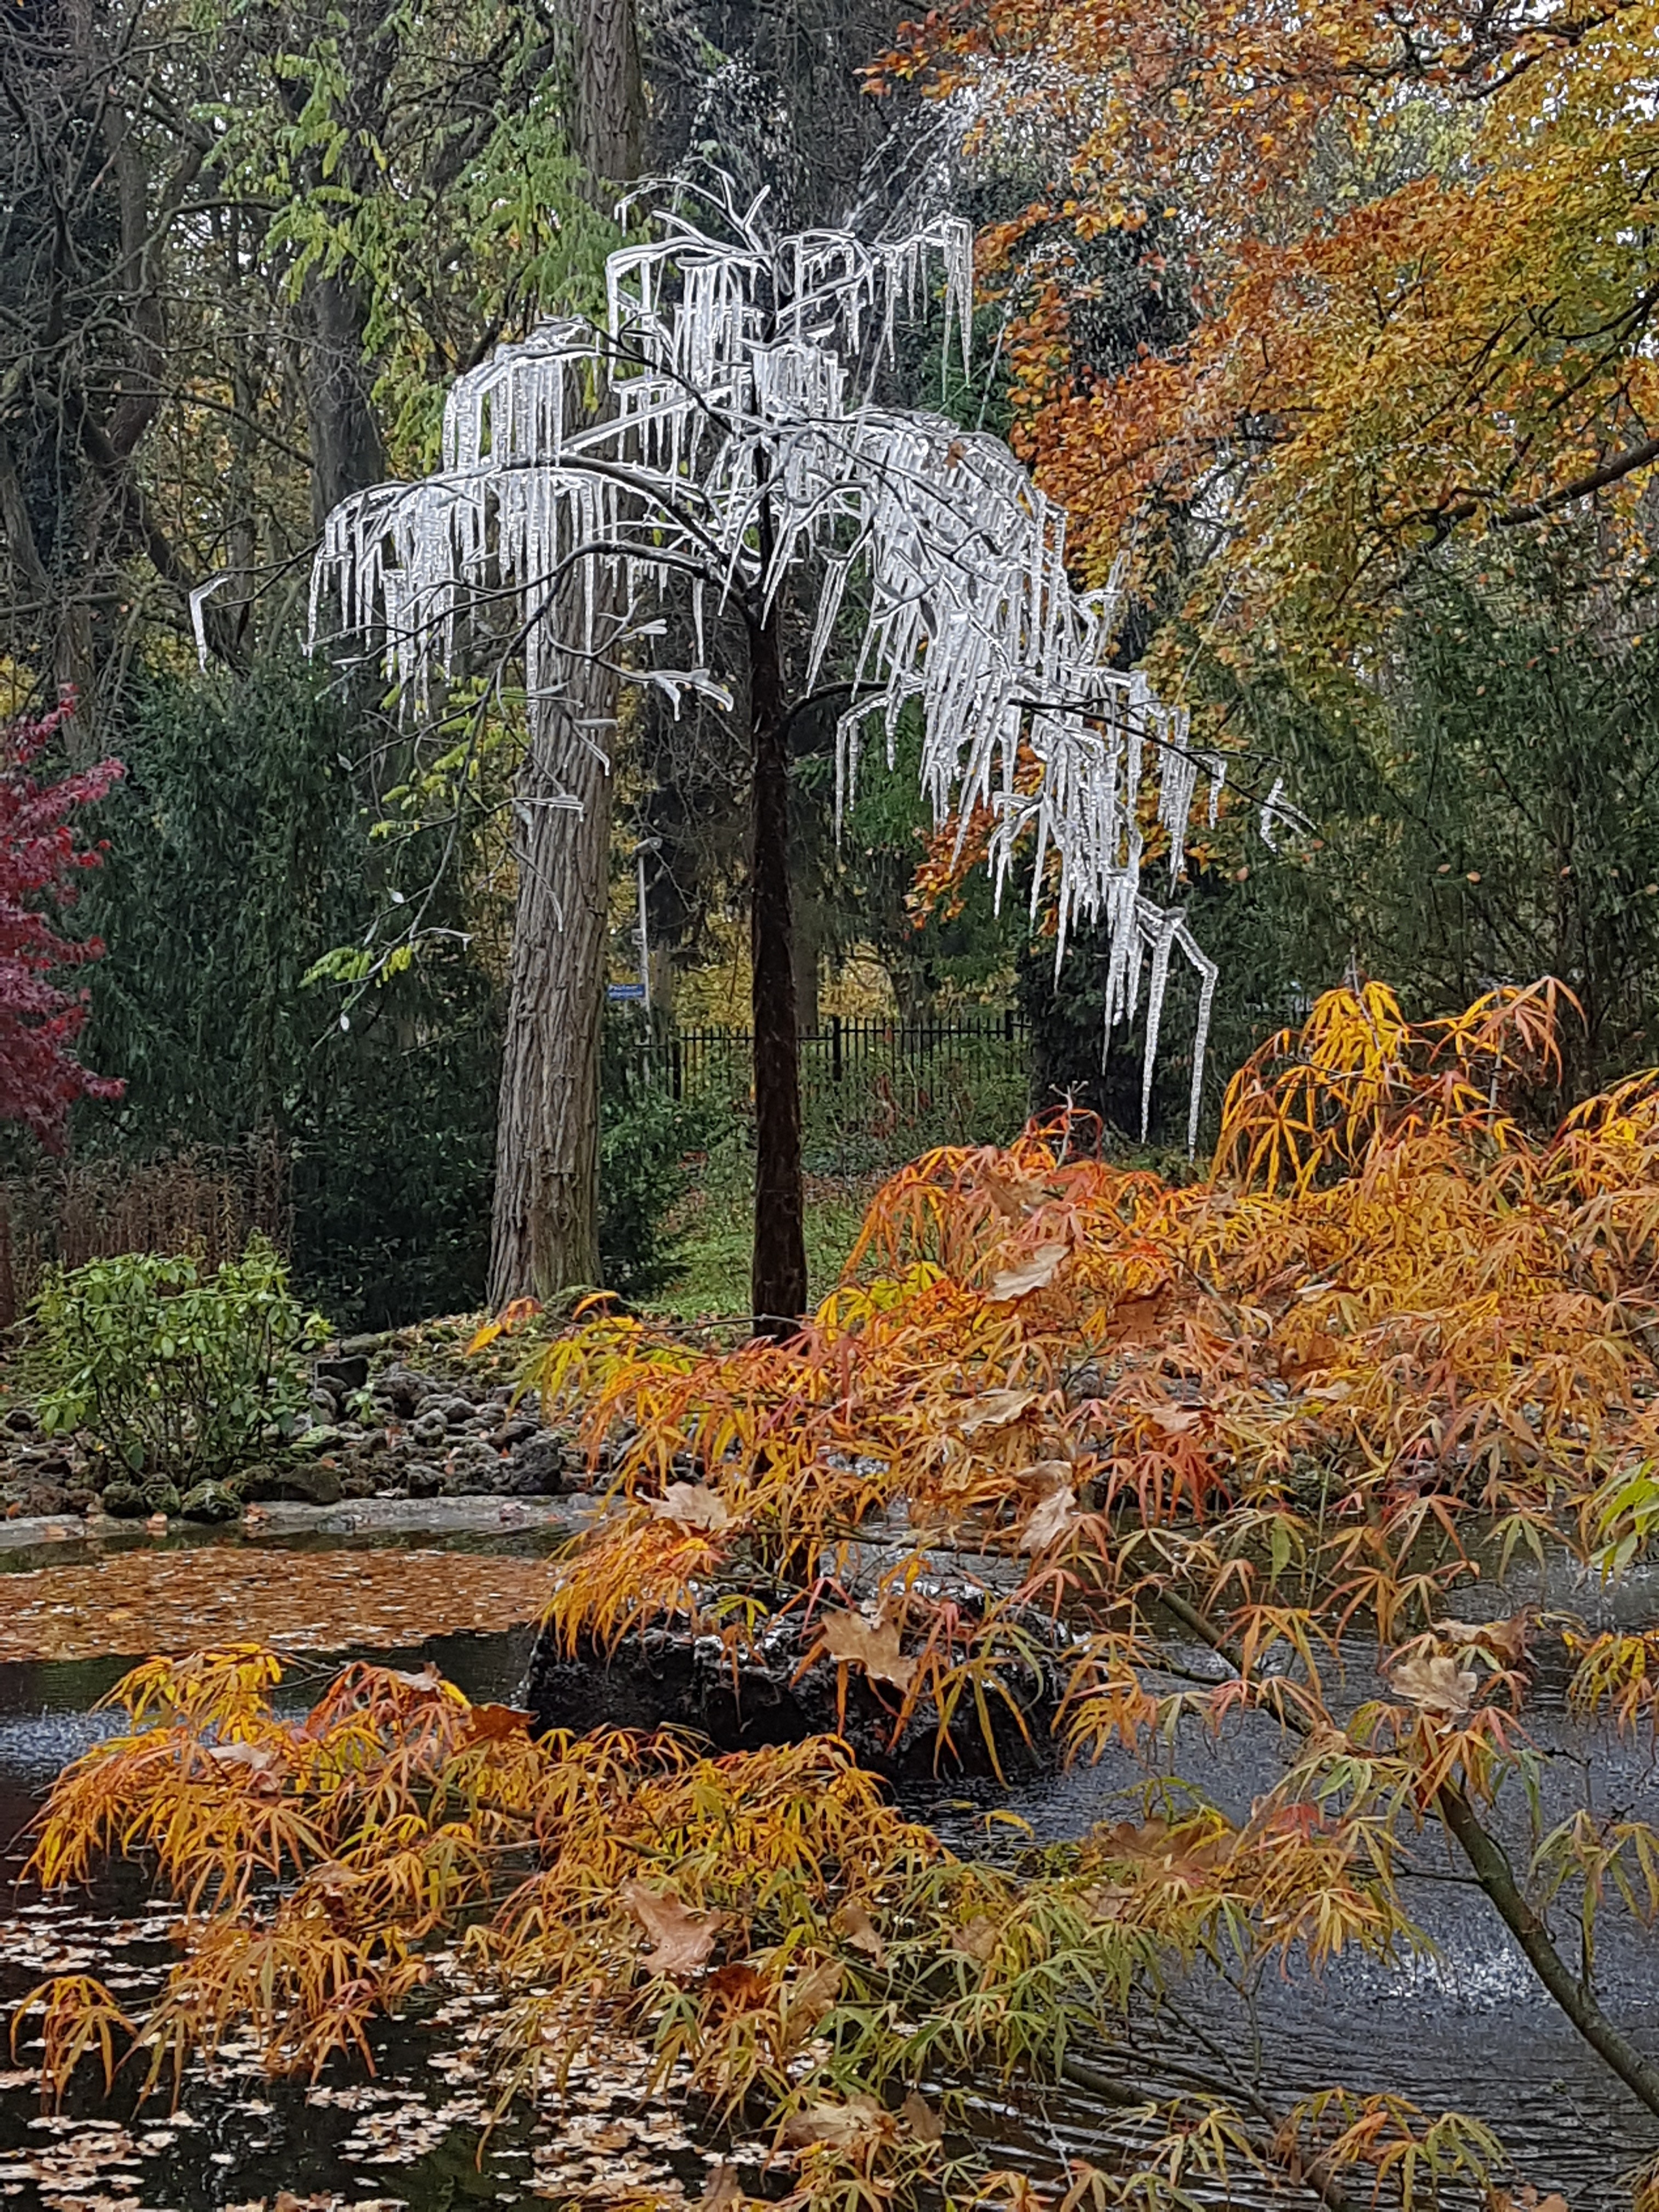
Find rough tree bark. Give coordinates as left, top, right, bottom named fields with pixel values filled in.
left=748, top=602, right=808, bottom=1331
left=486, top=0, right=641, bottom=1305
left=488, top=639, right=616, bottom=1302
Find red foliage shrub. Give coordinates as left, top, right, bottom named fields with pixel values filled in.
left=0, top=691, right=124, bottom=1148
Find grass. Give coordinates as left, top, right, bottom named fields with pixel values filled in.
left=647, top=1063, right=1032, bottom=1324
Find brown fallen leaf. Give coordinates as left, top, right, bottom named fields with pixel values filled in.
left=386, top=1661, right=445, bottom=1693
left=699, top=2164, right=744, bottom=2212
left=988, top=1242, right=1068, bottom=1302
left=1076, top=1881, right=1134, bottom=1922
left=649, top=1482, right=732, bottom=1532
left=620, top=1878, right=726, bottom=1974
left=1020, top=1484, right=1081, bottom=1553
left=462, top=1702, right=534, bottom=1745
left=781, top=2095, right=886, bottom=2148
left=194, top=1740, right=283, bottom=1795
left=819, top=1609, right=917, bottom=1694
left=786, top=1959, right=843, bottom=2025
left=1102, top=1817, right=1231, bottom=1885
left=1109, top=1291, right=1167, bottom=1342
left=833, top=1900, right=887, bottom=1962
left=144, top=1513, right=168, bottom=1534
left=952, top=1914, right=1001, bottom=1961
left=1389, top=1650, right=1478, bottom=1722
left=957, top=1389, right=1037, bottom=1436
left=1432, top=1612, right=1531, bottom=1668
left=901, top=2091, right=945, bottom=2145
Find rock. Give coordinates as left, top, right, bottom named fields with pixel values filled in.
left=290, top=1424, right=344, bottom=1457
left=410, top=1410, right=449, bottom=1447
left=314, top=1352, right=370, bottom=1395
left=406, top=1462, right=444, bottom=1499
left=430, top=1393, right=479, bottom=1429
left=308, top=1389, right=339, bottom=1418
left=341, top=1467, right=380, bottom=1500
left=491, top=1417, right=540, bottom=1450
left=101, top=1476, right=182, bottom=1519
left=18, top=1481, right=74, bottom=1519
left=523, top=1587, right=1066, bottom=1779
left=239, top=1462, right=345, bottom=1508
left=5, top=1405, right=37, bottom=1434
left=373, top=1366, right=436, bottom=1419
left=506, top=1434, right=568, bottom=1496
left=179, top=1480, right=242, bottom=1523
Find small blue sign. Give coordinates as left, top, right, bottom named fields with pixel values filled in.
left=607, top=983, right=647, bottom=1001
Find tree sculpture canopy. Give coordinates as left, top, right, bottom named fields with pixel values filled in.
left=309, top=180, right=1220, bottom=1153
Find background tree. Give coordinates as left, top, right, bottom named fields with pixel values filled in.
left=0, top=693, right=123, bottom=1148
left=311, top=184, right=1214, bottom=1328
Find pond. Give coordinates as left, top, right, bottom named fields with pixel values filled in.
left=1, top=1530, right=1656, bottom=2209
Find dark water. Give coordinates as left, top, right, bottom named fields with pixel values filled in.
left=1, top=1544, right=1657, bottom=2208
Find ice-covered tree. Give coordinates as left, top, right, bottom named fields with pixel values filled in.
left=309, top=178, right=1218, bottom=1331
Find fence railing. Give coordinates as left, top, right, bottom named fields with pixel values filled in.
left=639, top=1011, right=1029, bottom=1108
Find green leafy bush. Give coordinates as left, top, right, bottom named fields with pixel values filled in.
left=34, top=1238, right=328, bottom=1480
left=599, top=1076, right=712, bottom=1300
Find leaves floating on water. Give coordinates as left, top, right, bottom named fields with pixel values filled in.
left=0, top=1549, right=554, bottom=1663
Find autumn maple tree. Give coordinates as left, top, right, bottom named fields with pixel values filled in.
left=24, top=978, right=1659, bottom=2206
left=874, top=0, right=1658, bottom=668
left=0, top=692, right=123, bottom=1148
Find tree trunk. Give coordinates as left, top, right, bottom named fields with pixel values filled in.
left=486, top=0, right=641, bottom=1310
left=748, top=606, right=808, bottom=1334
left=304, top=273, right=387, bottom=534
left=570, top=0, right=644, bottom=182
left=488, top=648, right=616, bottom=1304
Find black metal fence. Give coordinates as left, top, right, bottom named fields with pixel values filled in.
left=648, top=1011, right=1029, bottom=1108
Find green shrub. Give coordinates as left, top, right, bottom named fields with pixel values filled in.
left=599, top=1082, right=712, bottom=1299
left=34, top=1237, right=328, bottom=1480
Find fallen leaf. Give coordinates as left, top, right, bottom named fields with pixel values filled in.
left=786, top=1959, right=842, bottom=2024
left=1109, top=1292, right=1166, bottom=1342
left=1102, top=1818, right=1231, bottom=1885
left=957, top=1389, right=1037, bottom=1436
left=1076, top=1881, right=1134, bottom=1922
left=819, top=1610, right=917, bottom=1693
left=699, top=2165, right=743, bottom=2212
left=648, top=1483, right=732, bottom=1533
left=462, top=1703, right=534, bottom=1746
left=833, top=1901, right=886, bottom=1963
left=782, top=2095, right=885, bottom=2149
left=1388, top=1650, right=1478, bottom=1721
left=901, top=2091, right=944, bottom=2145
left=952, top=1915, right=1001, bottom=1961
left=143, top=1513, right=168, bottom=1534
left=386, top=1661, right=444, bottom=1694
left=620, top=1880, right=725, bottom=1974
left=1020, top=1485, right=1081, bottom=1552
left=1432, top=1613, right=1531, bottom=1668
left=988, top=1242, right=1068, bottom=1302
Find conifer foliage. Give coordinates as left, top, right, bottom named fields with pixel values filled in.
left=0, top=693, right=123, bottom=1148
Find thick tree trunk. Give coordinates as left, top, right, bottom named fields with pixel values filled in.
left=304, top=273, right=387, bottom=534
left=570, top=0, right=644, bottom=182
left=486, top=0, right=641, bottom=1308
left=748, top=607, right=808, bottom=1334
left=488, top=646, right=616, bottom=1304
